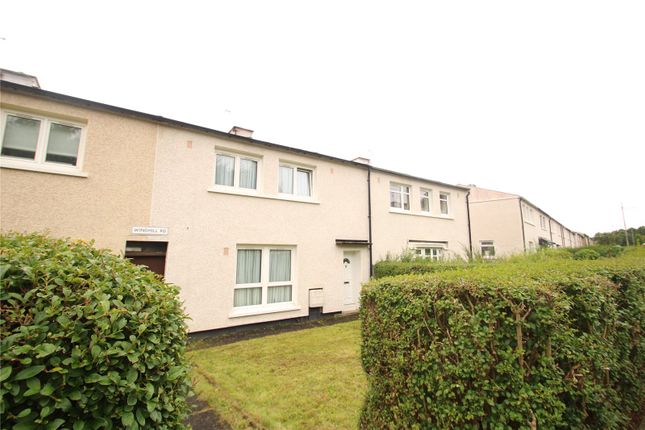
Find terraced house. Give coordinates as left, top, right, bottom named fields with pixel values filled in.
left=466, top=185, right=591, bottom=258
left=0, top=69, right=470, bottom=332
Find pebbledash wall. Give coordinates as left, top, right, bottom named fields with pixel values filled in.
left=149, top=126, right=372, bottom=332
left=0, top=89, right=158, bottom=253
left=1, top=78, right=471, bottom=332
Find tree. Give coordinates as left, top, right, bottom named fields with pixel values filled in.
left=593, top=226, right=645, bottom=246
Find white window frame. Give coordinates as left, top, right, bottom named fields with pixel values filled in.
left=0, top=109, right=88, bottom=177
left=540, top=215, right=547, bottom=230
left=409, top=242, right=447, bottom=261
left=231, top=245, right=299, bottom=317
left=390, top=182, right=411, bottom=211
left=480, top=240, right=496, bottom=260
left=420, top=188, right=432, bottom=213
left=213, top=150, right=261, bottom=192
left=278, top=162, right=315, bottom=199
left=439, top=192, right=450, bottom=215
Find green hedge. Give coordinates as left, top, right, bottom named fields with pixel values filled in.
left=360, top=250, right=645, bottom=429
left=0, top=233, right=191, bottom=429
left=578, top=245, right=625, bottom=258
left=373, top=260, right=470, bottom=279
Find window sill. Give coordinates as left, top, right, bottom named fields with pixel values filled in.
left=208, top=188, right=320, bottom=205
left=208, top=185, right=260, bottom=197
left=229, top=303, right=301, bottom=319
left=276, top=193, right=319, bottom=204
left=0, top=159, right=88, bottom=178
left=389, top=209, right=454, bottom=220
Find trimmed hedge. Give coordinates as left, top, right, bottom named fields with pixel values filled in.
left=373, top=260, right=470, bottom=279
left=0, top=233, right=191, bottom=429
left=360, top=250, right=645, bottom=429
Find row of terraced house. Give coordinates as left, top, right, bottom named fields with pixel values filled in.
left=0, top=69, right=590, bottom=332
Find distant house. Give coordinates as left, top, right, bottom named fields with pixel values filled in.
left=1, top=70, right=470, bottom=332
left=466, top=185, right=591, bottom=258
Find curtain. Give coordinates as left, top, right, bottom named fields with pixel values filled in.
left=390, top=191, right=401, bottom=208
left=236, top=249, right=261, bottom=284
left=239, top=159, right=257, bottom=189
left=296, top=169, right=311, bottom=196
left=440, top=199, right=448, bottom=214
left=420, top=195, right=430, bottom=212
left=45, top=123, right=81, bottom=165
left=389, top=184, right=401, bottom=208
left=215, top=154, right=235, bottom=186
left=1, top=115, right=40, bottom=159
left=234, top=287, right=262, bottom=307
left=402, top=188, right=410, bottom=210
left=269, top=250, right=291, bottom=282
left=268, top=285, right=292, bottom=304
left=279, top=166, right=293, bottom=193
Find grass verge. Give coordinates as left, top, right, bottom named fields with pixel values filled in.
left=188, top=320, right=366, bottom=429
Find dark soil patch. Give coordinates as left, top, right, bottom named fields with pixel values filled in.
left=629, top=398, right=645, bottom=430
left=186, top=396, right=232, bottom=430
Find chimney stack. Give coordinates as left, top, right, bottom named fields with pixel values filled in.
left=229, top=126, right=254, bottom=138
left=0, top=68, right=40, bottom=88
left=352, top=157, right=371, bottom=165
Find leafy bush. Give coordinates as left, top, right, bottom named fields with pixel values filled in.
left=573, top=248, right=600, bottom=260
left=591, top=245, right=624, bottom=258
left=373, top=260, right=469, bottom=279
left=360, top=250, right=645, bottom=429
left=0, top=233, right=191, bottom=429
left=570, top=245, right=624, bottom=259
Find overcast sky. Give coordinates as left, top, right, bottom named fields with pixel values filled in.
left=1, top=1, right=643, bottom=236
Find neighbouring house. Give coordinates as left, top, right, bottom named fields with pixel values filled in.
left=466, top=185, right=591, bottom=258
left=0, top=69, right=470, bottom=332
left=370, top=167, right=470, bottom=262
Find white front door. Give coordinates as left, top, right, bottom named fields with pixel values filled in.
left=343, top=251, right=358, bottom=305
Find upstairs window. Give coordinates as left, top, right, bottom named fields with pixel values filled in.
left=390, top=183, right=410, bottom=210
left=279, top=164, right=313, bottom=197
left=1, top=110, right=85, bottom=172
left=214, top=153, right=258, bottom=190
left=540, top=215, right=547, bottom=230
left=215, top=154, right=235, bottom=186
left=420, top=188, right=431, bottom=213
left=522, top=204, right=535, bottom=224
left=439, top=192, right=450, bottom=215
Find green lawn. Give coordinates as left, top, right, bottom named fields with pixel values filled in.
left=188, top=320, right=366, bottom=429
